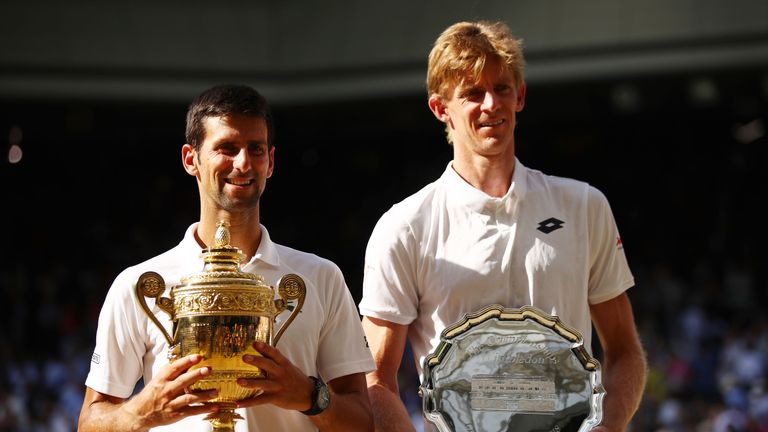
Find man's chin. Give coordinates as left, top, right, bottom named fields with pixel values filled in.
left=220, top=195, right=261, bottom=212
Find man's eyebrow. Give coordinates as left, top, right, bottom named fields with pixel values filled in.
left=457, top=83, right=480, bottom=92
left=213, top=138, right=235, bottom=146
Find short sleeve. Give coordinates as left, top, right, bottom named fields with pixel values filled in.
left=358, top=208, right=420, bottom=325
left=586, top=186, right=635, bottom=304
left=84, top=270, right=146, bottom=398
left=316, top=264, right=375, bottom=381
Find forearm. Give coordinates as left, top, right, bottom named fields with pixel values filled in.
left=361, top=317, right=415, bottom=432
left=589, top=294, right=648, bottom=431
left=308, top=391, right=374, bottom=432
left=79, top=361, right=219, bottom=432
left=367, top=382, right=416, bottom=432
left=599, top=349, right=648, bottom=431
left=78, top=400, right=146, bottom=432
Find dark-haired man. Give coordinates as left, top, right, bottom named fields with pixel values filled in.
left=79, top=84, right=375, bottom=431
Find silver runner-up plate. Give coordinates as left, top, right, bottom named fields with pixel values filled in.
left=419, top=305, right=605, bottom=432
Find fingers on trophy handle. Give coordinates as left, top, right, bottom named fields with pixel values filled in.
left=136, top=271, right=175, bottom=346
left=273, top=274, right=306, bottom=346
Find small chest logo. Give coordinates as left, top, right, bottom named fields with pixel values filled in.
left=537, top=217, right=565, bottom=234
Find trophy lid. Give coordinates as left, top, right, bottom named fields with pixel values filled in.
left=179, top=220, right=267, bottom=287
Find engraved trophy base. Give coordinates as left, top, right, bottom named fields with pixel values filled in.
left=205, top=403, right=242, bottom=432
left=420, top=305, right=605, bottom=432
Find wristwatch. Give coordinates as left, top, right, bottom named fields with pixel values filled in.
left=300, top=376, right=331, bottom=416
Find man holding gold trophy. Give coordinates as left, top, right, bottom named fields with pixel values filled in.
left=360, top=21, right=647, bottom=432
left=78, top=85, right=375, bottom=431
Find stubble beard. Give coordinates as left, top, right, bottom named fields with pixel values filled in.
left=217, top=186, right=263, bottom=214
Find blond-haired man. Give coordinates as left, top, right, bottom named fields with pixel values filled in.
left=360, top=21, right=647, bottom=432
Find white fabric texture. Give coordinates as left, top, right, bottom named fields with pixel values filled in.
left=359, top=159, right=634, bottom=376
left=85, top=223, right=375, bottom=431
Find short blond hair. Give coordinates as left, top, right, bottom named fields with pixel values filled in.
left=427, top=21, right=525, bottom=99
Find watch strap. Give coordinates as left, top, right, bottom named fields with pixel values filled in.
left=300, top=376, right=330, bottom=416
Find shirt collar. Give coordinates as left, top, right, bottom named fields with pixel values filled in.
left=180, top=223, right=204, bottom=264
left=247, top=224, right=280, bottom=268
left=442, top=157, right=528, bottom=213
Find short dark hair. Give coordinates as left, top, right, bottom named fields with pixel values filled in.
left=185, top=84, right=274, bottom=151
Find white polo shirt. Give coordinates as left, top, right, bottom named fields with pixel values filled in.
left=86, top=223, right=375, bottom=431
left=359, top=159, right=634, bottom=376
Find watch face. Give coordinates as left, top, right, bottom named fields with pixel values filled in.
left=317, top=382, right=331, bottom=409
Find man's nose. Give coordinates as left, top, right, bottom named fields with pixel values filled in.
left=234, top=148, right=250, bottom=170
left=481, top=91, right=499, bottom=111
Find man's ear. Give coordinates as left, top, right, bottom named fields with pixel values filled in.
left=516, top=82, right=527, bottom=112
left=266, top=145, right=275, bottom=179
left=428, top=94, right=450, bottom=123
left=181, top=144, right=198, bottom=176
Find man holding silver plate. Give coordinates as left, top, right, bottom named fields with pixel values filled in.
left=359, top=21, right=647, bottom=432
left=78, top=85, right=375, bottom=431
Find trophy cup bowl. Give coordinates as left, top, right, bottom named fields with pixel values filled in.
left=135, top=221, right=306, bottom=432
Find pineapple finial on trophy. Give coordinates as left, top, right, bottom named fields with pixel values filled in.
left=201, top=220, right=245, bottom=273
left=214, top=220, right=231, bottom=248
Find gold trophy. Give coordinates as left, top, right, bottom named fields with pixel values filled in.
left=135, top=220, right=306, bottom=431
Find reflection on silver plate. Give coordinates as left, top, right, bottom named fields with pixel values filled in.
left=420, top=305, right=605, bottom=432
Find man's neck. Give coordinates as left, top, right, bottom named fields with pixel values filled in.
left=196, top=211, right=262, bottom=261
left=451, top=155, right=516, bottom=198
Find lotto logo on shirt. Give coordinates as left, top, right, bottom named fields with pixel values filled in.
left=91, top=352, right=101, bottom=364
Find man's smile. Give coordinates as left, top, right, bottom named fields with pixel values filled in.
left=478, top=119, right=505, bottom=128
left=225, top=178, right=254, bottom=186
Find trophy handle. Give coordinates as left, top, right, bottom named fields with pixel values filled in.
left=273, top=273, right=306, bottom=346
left=135, top=271, right=175, bottom=346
